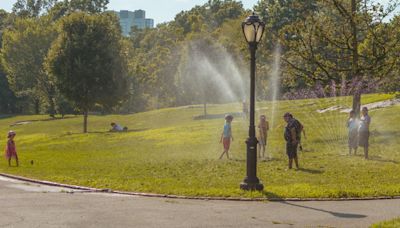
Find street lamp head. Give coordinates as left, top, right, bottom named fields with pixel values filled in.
left=242, top=12, right=265, bottom=44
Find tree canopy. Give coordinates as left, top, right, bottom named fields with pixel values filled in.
left=1, top=0, right=400, bottom=116
left=46, top=12, right=128, bottom=132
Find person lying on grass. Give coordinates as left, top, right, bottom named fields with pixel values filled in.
left=110, top=122, right=128, bottom=132
left=219, top=114, right=234, bottom=159
left=5, top=130, right=18, bottom=167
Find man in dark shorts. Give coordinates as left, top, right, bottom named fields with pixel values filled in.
left=283, top=112, right=300, bottom=169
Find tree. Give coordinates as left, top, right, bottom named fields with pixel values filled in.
left=46, top=12, right=128, bottom=132
left=258, top=0, right=399, bottom=115
left=13, top=0, right=109, bottom=18
left=1, top=16, right=57, bottom=115
left=12, top=0, right=58, bottom=18
left=67, top=0, right=109, bottom=13
left=378, top=15, right=400, bottom=93
left=0, top=66, right=17, bottom=114
left=0, top=10, right=17, bottom=114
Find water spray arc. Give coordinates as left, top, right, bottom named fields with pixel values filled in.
left=181, top=41, right=248, bottom=107
left=269, top=43, right=281, bottom=129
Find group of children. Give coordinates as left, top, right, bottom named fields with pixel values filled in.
left=219, top=114, right=270, bottom=159
left=347, top=107, right=371, bottom=159
left=219, top=105, right=371, bottom=169
left=219, top=111, right=306, bottom=171
left=3, top=107, right=371, bottom=168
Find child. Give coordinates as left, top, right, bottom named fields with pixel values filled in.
left=347, top=110, right=358, bottom=155
left=359, top=107, right=371, bottom=159
left=110, top=122, right=128, bottom=132
left=219, top=114, right=234, bottom=159
left=5, top=130, right=18, bottom=167
left=242, top=100, right=248, bottom=119
left=257, top=115, right=269, bottom=158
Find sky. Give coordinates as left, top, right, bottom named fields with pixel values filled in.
left=0, top=0, right=397, bottom=25
left=0, top=0, right=258, bottom=25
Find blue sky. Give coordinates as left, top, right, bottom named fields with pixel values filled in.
left=0, top=0, right=397, bottom=25
left=0, top=0, right=258, bottom=24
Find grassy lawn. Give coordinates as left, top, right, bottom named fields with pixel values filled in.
left=371, top=218, right=400, bottom=228
left=0, top=93, right=399, bottom=198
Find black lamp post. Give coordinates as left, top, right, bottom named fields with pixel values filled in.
left=240, top=13, right=265, bottom=191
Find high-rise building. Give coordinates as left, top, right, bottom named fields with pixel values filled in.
left=116, top=10, right=154, bottom=36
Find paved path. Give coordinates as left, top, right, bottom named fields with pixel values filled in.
left=0, top=176, right=399, bottom=228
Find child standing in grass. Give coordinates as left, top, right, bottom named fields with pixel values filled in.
left=219, top=114, right=234, bottom=159
left=258, top=115, right=269, bottom=159
left=5, top=131, right=18, bottom=167
left=359, top=107, right=371, bottom=159
left=347, top=110, right=358, bottom=155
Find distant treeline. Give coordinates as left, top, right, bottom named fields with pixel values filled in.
left=1, top=0, right=400, bottom=116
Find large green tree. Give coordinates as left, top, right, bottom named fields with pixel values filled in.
left=46, top=12, right=128, bottom=132
left=256, top=0, right=399, bottom=115
left=1, top=16, right=57, bottom=114
left=0, top=10, right=17, bottom=114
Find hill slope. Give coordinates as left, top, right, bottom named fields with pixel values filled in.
left=0, top=93, right=399, bottom=198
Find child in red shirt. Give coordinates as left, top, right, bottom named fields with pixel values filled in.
left=5, top=131, right=18, bottom=167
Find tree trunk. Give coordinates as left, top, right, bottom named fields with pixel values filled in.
left=352, top=92, right=361, bottom=117
left=48, top=98, right=56, bottom=118
left=47, top=85, right=56, bottom=118
left=34, top=99, right=40, bottom=114
left=83, top=110, right=88, bottom=133
left=351, top=0, right=361, bottom=117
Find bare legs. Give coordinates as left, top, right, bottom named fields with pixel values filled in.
left=8, top=156, right=19, bottom=167
left=258, top=144, right=265, bottom=158
left=219, top=150, right=230, bottom=159
left=349, top=148, right=357, bottom=155
left=288, top=156, right=299, bottom=169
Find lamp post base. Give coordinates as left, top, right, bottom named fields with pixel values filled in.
left=240, top=181, right=264, bottom=191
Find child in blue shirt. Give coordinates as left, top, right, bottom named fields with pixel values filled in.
left=219, top=114, right=234, bottom=159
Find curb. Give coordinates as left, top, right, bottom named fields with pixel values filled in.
left=1, top=173, right=400, bottom=202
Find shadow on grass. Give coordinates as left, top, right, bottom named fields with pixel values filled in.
left=259, top=157, right=282, bottom=162
left=368, top=156, right=398, bottom=164
left=229, top=157, right=282, bottom=163
left=263, top=191, right=366, bottom=218
left=342, top=153, right=399, bottom=164
left=312, top=137, right=347, bottom=144
left=297, top=167, right=324, bottom=174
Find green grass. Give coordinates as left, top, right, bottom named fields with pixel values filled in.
left=0, top=93, right=399, bottom=198
left=371, top=218, right=400, bottom=228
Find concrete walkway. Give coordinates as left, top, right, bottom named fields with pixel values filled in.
left=0, top=176, right=399, bottom=228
